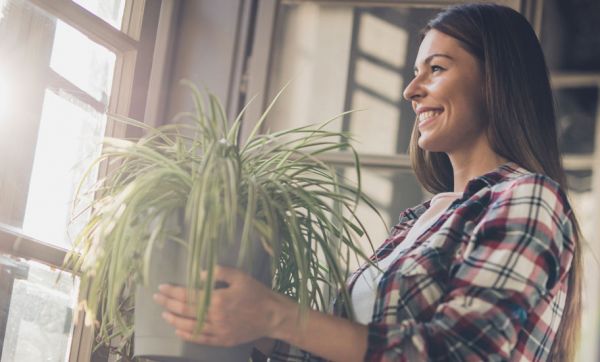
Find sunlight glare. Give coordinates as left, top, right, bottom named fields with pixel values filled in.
left=0, top=0, right=8, bottom=22
left=0, top=70, right=10, bottom=120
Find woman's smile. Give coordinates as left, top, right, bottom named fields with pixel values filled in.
left=417, top=109, right=444, bottom=129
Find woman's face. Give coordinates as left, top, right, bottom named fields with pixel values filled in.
left=403, top=29, right=487, bottom=154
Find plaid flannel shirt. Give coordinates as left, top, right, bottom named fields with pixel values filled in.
left=270, top=162, right=576, bottom=361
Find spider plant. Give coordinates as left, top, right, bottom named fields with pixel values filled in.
left=66, top=83, right=383, bottom=358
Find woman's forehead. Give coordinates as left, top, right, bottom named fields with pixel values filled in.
left=417, top=31, right=459, bottom=61
left=415, top=30, right=475, bottom=67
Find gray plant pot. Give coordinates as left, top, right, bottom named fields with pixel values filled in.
left=134, top=230, right=271, bottom=361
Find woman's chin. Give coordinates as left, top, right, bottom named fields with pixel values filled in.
left=417, top=137, right=445, bottom=153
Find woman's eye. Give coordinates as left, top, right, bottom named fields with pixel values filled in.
left=431, top=65, right=444, bottom=72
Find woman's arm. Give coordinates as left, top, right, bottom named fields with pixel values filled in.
left=155, top=266, right=368, bottom=362
left=155, top=174, right=575, bottom=361
left=154, top=266, right=368, bottom=362
left=269, top=289, right=369, bottom=361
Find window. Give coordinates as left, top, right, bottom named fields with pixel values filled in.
left=0, top=256, right=79, bottom=362
left=540, top=1, right=600, bottom=359
left=0, top=0, right=162, bottom=360
left=246, top=0, right=519, bottom=265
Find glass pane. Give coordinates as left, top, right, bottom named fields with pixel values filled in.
left=0, top=1, right=7, bottom=20
left=50, top=20, right=116, bottom=104
left=338, top=165, right=424, bottom=269
left=565, top=168, right=596, bottom=362
left=555, top=87, right=598, bottom=154
left=0, top=0, right=114, bottom=247
left=0, top=0, right=58, bottom=229
left=541, top=0, right=600, bottom=71
left=566, top=169, right=593, bottom=194
left=540, top=0, right=600, bottom=356
left=22, top=89, right=106, bottom=248
left=73, top=0, right=126, bottom=30
left=266, top=3, right=443, bottom=156
left=0, top=255, right=79, bottom=362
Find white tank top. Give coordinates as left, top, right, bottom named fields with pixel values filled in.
left=351, top=192, right=463, bottom=324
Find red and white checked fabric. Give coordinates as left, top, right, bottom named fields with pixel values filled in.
left=270, top=162, right=576, bottom=361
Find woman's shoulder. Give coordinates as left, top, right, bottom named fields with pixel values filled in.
left=485, top=167, right=574, bottom=220
left=492, top=166, right=566, bottom=197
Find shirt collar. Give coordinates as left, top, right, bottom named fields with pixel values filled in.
left=398, top=161, right=530, bottom=223
left=462, top=161, right=530, bottom=198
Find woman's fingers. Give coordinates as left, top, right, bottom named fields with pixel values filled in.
left=158, top=266, right=239, bottom=301
left=175, top=330, right=212, bottom=344
left=162, top=309, right=239, bottom=347
left=155, top=266, right=275, bottom=347
left=175, top=330, right=233, bottom=346
left=154, top=279, right=232, bottom=322
left=161, top=310, right=204, bottom=333
left=156, top=284, right=198, bottom=302
left=174, top=323, right=244, bottom=347
left=153, top=292, right=196, bottom=317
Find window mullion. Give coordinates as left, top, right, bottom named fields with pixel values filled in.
left=28, top=0, right=138, bottom=53
left=0, top=222, right=70, bottom=270
left=68, top=282, right=93, bottom=362
left=317, top=152, right=412, bottom=169
left=121, top=0, right=146, bottom=41
left=47, top=70, right=107, bottom=113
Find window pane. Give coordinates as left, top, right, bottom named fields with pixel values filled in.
left=566, top=169, right=593, bottom=194
left=73, top=0, right=126, bottom=30
left=0, top=0, right=59, bottom=229
left=0, top=255, right=79, bottom=362
left=0, top=1, right=113, bottom=247
left=565, top=168, right=596, bottom=362
left=0, top=1, right=7, bottom=20
left=50, top=20, right=116, bottom=104
left=337, top=165, right=424, bottom=269
left=22, top=89, right=106, bottom=248
left=541, top=0, right=600, bottom=71
left=555, top=87, right=598, bottom=154
left=266, top=3, right=442, bottom=156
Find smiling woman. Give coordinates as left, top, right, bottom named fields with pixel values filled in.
left=155, top=4, right=582, bottom=362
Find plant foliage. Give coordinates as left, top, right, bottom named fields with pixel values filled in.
left=66, top=83, right=383, bottom=355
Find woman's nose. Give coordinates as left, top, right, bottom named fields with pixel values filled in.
left=403, top=76, right=424, bottom=101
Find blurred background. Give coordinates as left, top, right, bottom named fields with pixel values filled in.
left=0, top=0, right=598, bottom=360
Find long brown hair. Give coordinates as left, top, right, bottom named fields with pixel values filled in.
left=409, top=4, right=581, bottom=360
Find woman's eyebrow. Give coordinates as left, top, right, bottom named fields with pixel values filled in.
left=413, top=53, right=454, bottom=73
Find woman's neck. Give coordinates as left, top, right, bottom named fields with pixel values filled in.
left=447, top=137, right=508, bottom=193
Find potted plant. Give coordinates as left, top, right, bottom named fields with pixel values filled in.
left=66, top=84, right=382, bottom=361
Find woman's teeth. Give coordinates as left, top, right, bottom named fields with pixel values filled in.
left=418, top=110, right=442, bottom=122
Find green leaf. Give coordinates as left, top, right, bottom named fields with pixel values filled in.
left=68, top=82, right=383, bottom=354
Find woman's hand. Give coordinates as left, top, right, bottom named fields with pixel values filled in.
left=153, top=265, right=289, bottom=347
left=155, top=265, right=368, bottom=361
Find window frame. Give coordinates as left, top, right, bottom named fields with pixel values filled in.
left=0, top=0, right=171, bottom=360
left=550, top=71, right=600, bottom=362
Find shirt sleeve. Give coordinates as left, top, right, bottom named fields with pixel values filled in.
left=365, top=174, right=576, bottom=361
left=269, top=340, right=327, bottom=361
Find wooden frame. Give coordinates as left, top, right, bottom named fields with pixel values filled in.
left=0, top=1, right=166, bottom=361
